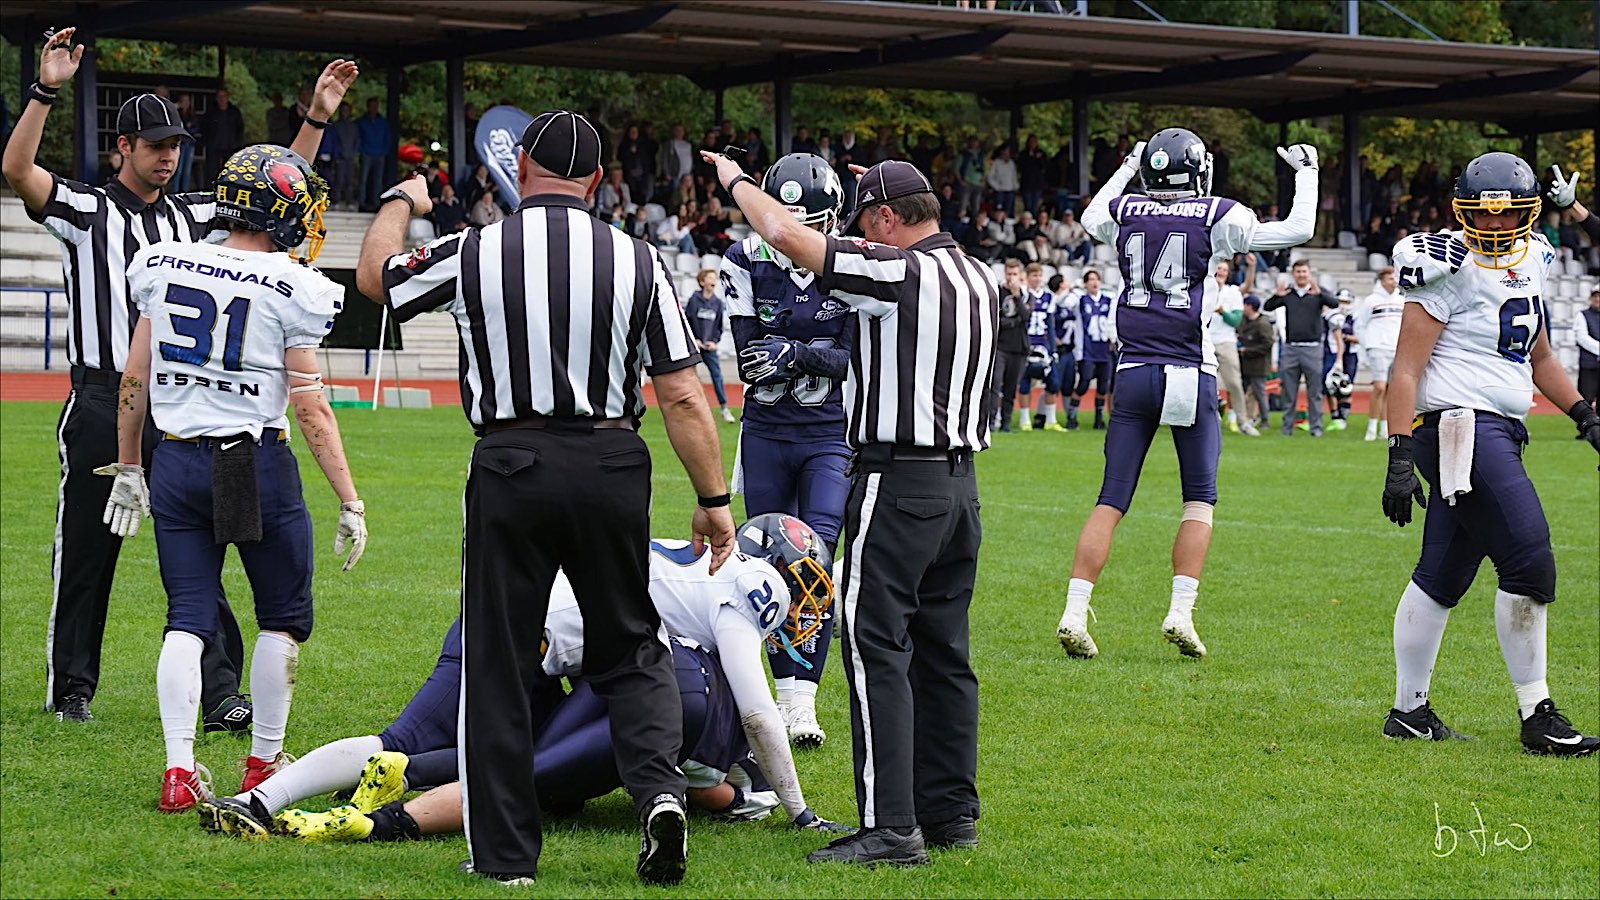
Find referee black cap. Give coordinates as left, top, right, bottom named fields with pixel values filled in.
left=519, top=110, right=603, bottom=179
left=116, top=93, right=190, bottom=143
left=841, top=160, right=935, bottom=235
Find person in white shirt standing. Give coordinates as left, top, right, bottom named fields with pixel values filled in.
left=102, top=144, right=367, bottom=812
left=1353, top=265, right=1405, bottom=441
left=1209, top=258, right=1254, bottom=435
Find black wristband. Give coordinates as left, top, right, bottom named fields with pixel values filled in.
left=1568, top=400, right=1597, bottom=425
left=697, top=492, right=732, bottom=509
left=726, top=174, right=758, bottom=195
left=26, top=81, right=58, bottom=106
left=1387, top=433, right=1414, bottom=455
left=304, top=115, right=331, bottom=130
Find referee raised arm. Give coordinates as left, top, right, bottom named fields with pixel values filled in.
left=703, top=152, right=998, bottom=867
left=356, top=110, right=735, bottom=887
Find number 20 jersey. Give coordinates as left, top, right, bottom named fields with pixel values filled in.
left=1393, top=230, right=1552, bottom=421
left=720, top=236, right=852, bottom=441
left=129, top=241, right=343, bottom=439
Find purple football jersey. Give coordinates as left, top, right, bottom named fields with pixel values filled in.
left=1111, top=194, right=1238, bottom=368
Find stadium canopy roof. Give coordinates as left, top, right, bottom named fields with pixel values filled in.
left=3, top=0, right=1596, bottom=133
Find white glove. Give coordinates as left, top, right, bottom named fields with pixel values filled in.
left=335, top=499, right=367, bottom=571
left=1547, top=165, right=1579, bottom=210
left=1277, top=144, right=1318, bottom=172
left=1120, top=141, right=1147, bottom=174
left=94, top=463, right=149, bottom=538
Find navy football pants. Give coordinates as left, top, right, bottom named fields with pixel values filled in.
left=1095, top=366, right=1221, bottom=513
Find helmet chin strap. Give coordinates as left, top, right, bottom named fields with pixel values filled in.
left=772, top=630, right=814, bottom=671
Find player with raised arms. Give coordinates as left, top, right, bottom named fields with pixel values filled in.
left=1379, top=151, right=1599, bottom=755
left=101, top=144, right=366, bottom=811
left=722, top=153, right=852, bottom=748
left=1055, top=129, right=1318, bottom=659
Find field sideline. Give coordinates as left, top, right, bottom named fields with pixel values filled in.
left=1, top=400, right=1595, bottom=898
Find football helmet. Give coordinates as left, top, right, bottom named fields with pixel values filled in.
left=736, top=514, right=834, bottom=657
left=1324, top=367, right=1353, bottom=399
left=1452, top=151, right=1540, bottom=270
left=762, top=153, right=844, bottom=234
left=213, top=144, right=329, bottom=263
left=1139, top=128, right=1212, bottom=203
left=1335, top=289, right=1354, bottom=305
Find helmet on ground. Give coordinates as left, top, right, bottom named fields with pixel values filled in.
left=213, top=144, right=329, bottom=263
left=1325, top=368, right=1353, bottom=399
left=762, top=153, right=844, bottom=234
left=1452, top=151, right=1540, bottom=269
left=1140, top=128, right=1212, bottom=203
left=736, top=514, right=834, bottom=655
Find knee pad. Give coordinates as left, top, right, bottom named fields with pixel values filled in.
left=1180, top=501, right=1214, bottom=526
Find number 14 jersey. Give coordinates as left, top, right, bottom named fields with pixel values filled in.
left=129, top=241, right=343, bottom=439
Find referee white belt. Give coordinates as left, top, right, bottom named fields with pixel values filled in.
left=478, top=414, right=635, bottom=436
left=1288, top=341, right=1321, bottom=346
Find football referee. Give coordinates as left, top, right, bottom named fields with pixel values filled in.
left=703, top=151, right=998, bottom=867
left=357, top=110, right=736, bottom=886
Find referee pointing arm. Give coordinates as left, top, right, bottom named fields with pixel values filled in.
left=357, top=110, right=734, bottom=886
left=704, top=151, right=998, bottom=866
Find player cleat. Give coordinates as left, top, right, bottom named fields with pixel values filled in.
left=1520, top=699, right=1600, bottom=756
left=1383, top=704, right=1473, bottom=741
left=55, top=693, right=93, bottom=723
left=1226, top=416, right=1239, bottom=433
left=1019, top=414, right=1033, bottom=432
left=203, top=694, right=253, bottom=733
left=351, top=752, right=409, bottom=813
left=1066, top=408, right=1079, bottom=430
left=720, top=407, right=735, bottom=424
left=240, top=751, right=295, bottom=793
left=786, top=704, right=826, bottom=749
left=637, top=793, right=688, bottom=885
left=1056, top=602, right=1098, bottom=659
left=1239, top=420, right=1260, bottom=437
left=1330, top=418, right=1347, bottom=431
left=1043, top=420, right=1066, bottom=432
left=276, top=805, right=374, bottom=842
left=1161, top=613, right=1207, bottom=658
left=717, top=789, right=781, bottom=821
left=807, top=826, right=930, bottom=867
left=199, top=795, right=274, bottom=840
left=1093, top=411, right=1106, bottom=429
left=159, top=764, right=213, bottom=813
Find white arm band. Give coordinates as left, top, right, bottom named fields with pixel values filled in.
left=287, top=370, right=325, bottom=394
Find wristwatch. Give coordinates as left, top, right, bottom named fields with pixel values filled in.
left=379, top=186, right=416, bottom=216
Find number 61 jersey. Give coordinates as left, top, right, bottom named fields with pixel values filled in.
left=129, top=241, right=343, bottom=440
left=1393, top=230, right=1552, bottom=421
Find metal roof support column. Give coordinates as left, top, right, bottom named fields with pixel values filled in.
left=713, top=87, right=724, bottom=133
left=447, top=55, right=465, bottom=188
left=774, top=75, right=792, bottom=157
left=386, top=66, right=402, bottom=198
left=1346, top=0, right=1360, bottom=36
left=74, top=30, right=97, bottom=184
left=1071, top=74, right=1088, bottom=202
left=20, top=24, right=34, bottom=114
left=1343, top=109, right=1360, bottom=234
left=1521, top=133, right=1537, bottom=174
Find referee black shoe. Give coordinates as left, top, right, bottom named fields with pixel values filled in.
left=203, top=694, right=253, bottom=734
left=458, top=859, right=536, bottom=885
left=55, top=693, right=94, bottom=723
left=1383, top=704, right=1472, bottom=742
left=1520, top=699, right=1600, bottom=756
left=921, top=815, right=978, bottom=850
left=807, top=826, right=929, bottom=867
left=637, top=793, right=687, bottom=885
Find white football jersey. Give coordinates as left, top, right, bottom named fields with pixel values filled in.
left=1394, top=230, right=1554, bottom=421
left=1355, top=286, right=1405, bottom=352
left=129, top=241, right=343, bottom=439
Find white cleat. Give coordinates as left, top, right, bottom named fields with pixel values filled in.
left=786, top=703, right=826, bottom=749
left=1161, top=613, right=1207, bottom=658
left=1057, top=605, right=1098, bottom=658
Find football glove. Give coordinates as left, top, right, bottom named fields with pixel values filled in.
left=739, top=337, right=799, bottom=386
left=94, top=463, right=149, bottom=538
left=1546, top=165, right=1579, bottom=211
left=1568, top=400, right=1600, bottom=462
left=1276, top=144, right=1319, bottom=172
left=793, top=808, right=854, bottom=834
left=1120, top=141, right=1147, bottom=174
left=1382, top=435, right=1427, bottom=527
left=335, top=499, right=367, bottom=571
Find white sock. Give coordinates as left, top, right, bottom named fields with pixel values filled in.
left=248, top=632, right=300, bottom=762
left=1043, top=400, right=1057, bottom=423
left=1393, top=581, right=1451, bottom=713
left=1493, top=590, right=1550, bottom=720
left=1226, top=408, right=1238, bottom=425
left=1061, top=578, right=1094, bottom=628
left=245, top=734, right=383, bottom=814
left=774, top=676, right=796, bottom=709
left=158, top=631, right=206, bottom=772
left=1366, top=419, right=1378, bottom=436
left=790, top=680, right=817, bottom=712
left=1169, top=575, right=1199, bottom=618
left=1379, top=419, right=1388, bottom=439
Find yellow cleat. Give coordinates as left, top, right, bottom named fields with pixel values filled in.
left=351, top=752, right=409, bottom=814
left=275, top=805, right=374, bottom=842
left=1042, top=421, right=1066, bottom=432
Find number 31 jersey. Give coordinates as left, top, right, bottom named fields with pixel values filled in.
left=1394, top=230, right=1552, bottom=421
left=129, top=241, right=343, bottom=439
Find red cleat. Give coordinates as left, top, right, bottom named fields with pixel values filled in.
left=240, top=752, right=295, bottom=793
left=158, top=765, right=213, bottom=813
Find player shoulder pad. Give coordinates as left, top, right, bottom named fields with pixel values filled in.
left=724, top=236, right=757, bottom=268
left=1391, top=231, right=1468, bottom=292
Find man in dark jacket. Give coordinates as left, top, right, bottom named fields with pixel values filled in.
left=1263, top=260, right=1338, bottom=436
left=1236, top=295, right=1277, bottom=431
left=991, top=259, right=1029, bottom=432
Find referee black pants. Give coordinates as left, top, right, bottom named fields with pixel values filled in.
left=460, top=424, right=685, bottom=877
left=838, top=445, right=982, bottom=830
left=49, top=367, right=244, bottom=712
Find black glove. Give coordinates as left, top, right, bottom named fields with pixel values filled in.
left=793, top=808, right=855, bottom=834
left=1383, top=434, right=1427, bottom=527
left=1568, top=400, right=1600, bottom=461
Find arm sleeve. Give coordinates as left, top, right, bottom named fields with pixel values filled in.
left=1221, top=309, right=1242, bottom=328
left=382, top=232, right=467, bottom=323
left=639, top=248, right=702, bottom=376
left=1580, top=209, right=1600, bottom=244
left=1248, top=168, right=1318, bottom=250
left=730, top=316, right=762, bottom=362
left=712, top=607, right=809, bottom=820
left=817, top=236, right=918, bottom=317
left=1080, top=167, right=1134, bottom=245
left=1577, top=310, right=1600, bottom=356
left=26, top=174, right=99, bottom=245
left=792, top=337, right=851, bottom=380
left=285, top=273, right=345, bottom=348
left=1211, top=203, right=1258, bottom=258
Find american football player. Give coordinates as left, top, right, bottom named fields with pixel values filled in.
left=1322, top=289, right=1355, bottom=430
left=1380, top=151, right=1599, bottom=755
left=1048, top=273, right=1079, bottom=426
left=1353, top=266, right=1405, bottom=441
left=1068, top=270, right=1115, bottom=430
left=1019, top=263, right=1059, bottom=431
left=1057, top=128, right=1318, bottom=660
left=104, top=144, right=364, bottom=813
left=723, top=153, right=851, bottom=748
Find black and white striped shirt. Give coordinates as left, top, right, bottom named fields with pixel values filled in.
left=382, top=194, right=701, bottom=427
left=817, top=233, right=999, bottom=450
left=29, top=175, right=216, bottom=371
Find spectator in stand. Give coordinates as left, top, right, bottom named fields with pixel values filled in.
left=458, top=162, right=492, bottom=210
left=1050, top=142, right=1076, bottom=213
left=618, top=126, right=652, bottom=208
left=200, top=87, right=244, bottom=180
left=1027, top=210, right=1062, bottom=265
left=467, top=188, right=504, bottom=228
left=463, top=103, right=481, bottom=167
left=987, top=144, right=1019, bottom=216
left=957, top=137, right=986, bottom=219
left=684, top=268, right=736, bottom=424
left=693, top=130, right=721, bottom=187
left=993, top=260, right=1029, bottom=432
left=330, top=101, right=359, bottom=210
left=657, top=201, right=696, bottom=254
left=1018, top=134, right=1048, bottom=216
left=356, top=97, right=392, bottom=211
left=639, top=121, right=659, bottom=196
left=1210, top=258, right=1254, bottom=435
left=910, top=134, right=937, bottom=177
left=791, top=125, right=815, bottom=155
left=1054, top=208, right=1091, bottom=264
left=716, top=119, right=737, bottom=151
left=1378, top=164, right=1404, bottom=208
left=598, top=165, right=634, bottom=216
left=1264, top=259, right=1338, bottom=437
left=430, top=182, right=467, bottom=234
left=986, top=207, right=1018, bottom=260
left=670, top=174, right=696, bottom=211
left=173, top=93, right=199, bottom=192
left=96, top=148, right=122, bottom=186
left=628, top=206, right=651, bottom=241
left=834, top=129, right=861, bottom=203
left=815, top=134, right=834, bottom=164
left=265, top=90, right=298, bottom=146
left=742, top=127, right=766, bottom=173
left=695, top=196, right=732, bottom=255
left=1237, top=294, right=1274, bottom=431
left=660, top=124, right=693, bottom=198
left=1538, top=211, right=1561, bottom=249
left=939, top=183, right=963, bottom=233
left=314, top=103, right=339, bottom=189
left=868, top=125, right=897, bottom=165
left=1013, top=210, right=1040, bottom=258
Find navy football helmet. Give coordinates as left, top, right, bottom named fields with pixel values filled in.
left=736, top=513, right=834, bottom=655
left=1140, top=128, right=1212, bottom=202
left=213, top=144, right=328, bottom=263
left=1452, top=151, right=1541, bottom=269
left=762, top=153, right=844, bottom=233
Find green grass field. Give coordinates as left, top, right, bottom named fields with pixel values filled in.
left=1, top=400, right=1596, bottom=898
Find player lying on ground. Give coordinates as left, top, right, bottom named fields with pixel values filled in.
left=1380, top=150, right=1599, bottom=756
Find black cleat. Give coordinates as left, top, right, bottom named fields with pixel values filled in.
left=203, top=694, right=253, bottom=733
left=807, top=826, right=930, bottom=867
left=199, top=794, right=274, bottom=840
left=1520, top=699, right=1600, bottom=757
left=1383, top=704, right=1473, bottom=742
left=921, top=815, right=978, bottom=850
left=1066, top=408, right=1079, bottom=430
left=637, top=793, right=687, bottom=885
left=55, top=693, right=93, bottom=723
left=1093, top=412, right=1106, bottom=429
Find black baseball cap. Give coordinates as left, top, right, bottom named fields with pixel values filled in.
left=840, top=159, right=935, bottom=235
left=519, top=110, right=602, bottom=179
left=116, top=94, right=190, bottom=142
